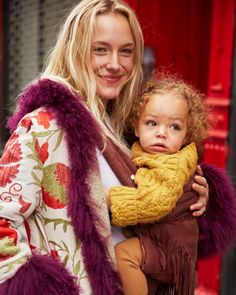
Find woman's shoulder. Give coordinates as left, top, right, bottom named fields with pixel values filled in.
left=18, top=107, right=60, bottom=132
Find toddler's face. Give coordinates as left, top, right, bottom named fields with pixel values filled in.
left=135, top=93, right=188, bottom=155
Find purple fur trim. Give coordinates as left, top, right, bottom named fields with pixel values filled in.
left=0, top=255, right=79, bottom=295
left=198, top=163, right=236, bottom=259
left=7, top=79, right=123, bottom=295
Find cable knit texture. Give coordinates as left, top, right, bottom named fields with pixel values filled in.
left=110, top=142, right=198, bottom=227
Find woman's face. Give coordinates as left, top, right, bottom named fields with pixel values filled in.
left=91, top=12, right=135, bottom=101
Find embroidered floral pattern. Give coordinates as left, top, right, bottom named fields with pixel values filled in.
left=20, top=116, right=33, bottom=132
left=0, top=141, right=22, bottom=164
left=42, top=163, right=70, bottom=209
left=0, top=108, right=90, bottom=290
left=0, top=166, right=20, bottom=188
left=0, top=136, right=22, bottom=188
left=34, top=111, right=53, bottom=129
left=34, top=139, right=49, bottom=164
left=0, top=219, right=19, bottom=261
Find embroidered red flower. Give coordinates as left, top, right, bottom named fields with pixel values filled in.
left=42, top=186, right=65, bottom=209
left=24, top=220, right=36, bottom=251
left=51, top=249, right=59, bottom=261
left=0, top=141, right=22, bottom=164
left=18, top=195, right=32, bottom=213
left=35, top=139, right=49, bottom=164
left=0, top=165, right=20, bottom=188
left=34, top=111, right=53, bottom=129
left=0, top=219, right=19, bottom=260
left=0, top=219, right=18, bottom=243
left=20, top=116, right=33, bottom=132
left=41, top=163, right=69, bottom=209
left=4, top=133, right=19, bottom=151
left=55, top=163, right=71, bottom=189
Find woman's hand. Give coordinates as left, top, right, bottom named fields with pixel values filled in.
left=190, top=165, right=209, bottom=217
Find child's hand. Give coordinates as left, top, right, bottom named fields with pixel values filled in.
left=104, top=188, right=111, bottom=210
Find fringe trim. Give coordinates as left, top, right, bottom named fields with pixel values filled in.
left=139, top=225, right=196, bottom=295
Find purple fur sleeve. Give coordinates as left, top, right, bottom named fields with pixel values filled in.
left=0, top=255, right=79, bottom=295
left=198, top=163, right=236, bottom=259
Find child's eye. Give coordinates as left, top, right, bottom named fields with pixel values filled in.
left=145, top=120, right=157, bottom=127
left=170, top=123, right=181, bottom=131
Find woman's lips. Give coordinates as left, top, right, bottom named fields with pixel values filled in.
left=99, top=74, right=123, bottom=84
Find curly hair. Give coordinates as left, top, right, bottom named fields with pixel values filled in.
left=129, top=73, right=209, bottom=146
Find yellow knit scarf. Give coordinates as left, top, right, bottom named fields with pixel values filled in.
left=110, top=142, right=198, bottom=226
left=131, top=142, right=198, bottom=185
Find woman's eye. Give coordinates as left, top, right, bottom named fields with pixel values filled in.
left=145, top=120, right=157, bottom=127
left=92, top=47, right=108, bottom=55
left=120, top=48, right=134, bottom=57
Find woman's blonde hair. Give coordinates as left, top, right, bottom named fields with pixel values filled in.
left=129, top=73, right=209, bottom=146
left=42, top=0, right=143, bottom=149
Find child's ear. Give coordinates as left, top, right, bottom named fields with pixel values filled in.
left=134, top=128, right=139, bottom=138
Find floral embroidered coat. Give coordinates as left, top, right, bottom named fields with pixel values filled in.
left=0, top=79, right=236, bottom=295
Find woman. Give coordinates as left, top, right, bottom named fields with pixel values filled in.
left=0, top=1, right=235, bottom=294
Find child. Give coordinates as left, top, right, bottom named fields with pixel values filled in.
left=107, top=75, right=209, bottom=295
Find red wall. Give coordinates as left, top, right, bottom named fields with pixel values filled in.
left=126, top=0, right=236, bottom=293
left=127, top=0, right=212, bottom=93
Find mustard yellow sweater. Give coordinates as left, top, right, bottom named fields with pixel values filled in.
left=110, top=142, right=198, bottom=227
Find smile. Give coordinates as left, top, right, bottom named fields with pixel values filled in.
left=99, top=75, right=123, bottom=83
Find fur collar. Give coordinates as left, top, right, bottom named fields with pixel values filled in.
left=8, top=79, right=123, bottom=295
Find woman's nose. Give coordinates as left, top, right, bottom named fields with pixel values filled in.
left=106, top=52, right=121, bottom=71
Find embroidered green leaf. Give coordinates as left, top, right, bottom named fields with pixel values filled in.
left=33, top=164, right=43, bottom=170
left=63, top=254, right=69, bottom=265
left=31, top=171, right=42, bottom=187
left=27, top=153, right=39, bottom=163
left=26, top=141, right=41, bottom=165
left=61, top=240, right=69, bottom=253
left=74, top=260, right=81, bottom=275
left=26, top=141, right=35, bottom=152
left=0, top=256, right=26, bottom=274
left=32, top=131, right=53, bottom=138
left=53, top=130, right=64, bottom=151
left=49, top=240, right=62, bottom=249
left=63, top=222, right=68, bottom=233
left=43, top=217, right=70, bottom=232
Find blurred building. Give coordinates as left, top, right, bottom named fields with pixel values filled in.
left=0, top=0, right=236, bottom=294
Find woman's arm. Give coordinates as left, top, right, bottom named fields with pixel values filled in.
left=0, top=111, right=78, bottom=294
left=0, top=118, right=41, bottom=283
